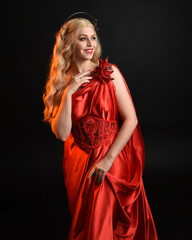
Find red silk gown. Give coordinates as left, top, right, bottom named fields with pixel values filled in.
left=63, top=57, right=158, bottom=240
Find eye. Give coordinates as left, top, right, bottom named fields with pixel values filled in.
left=91, top=36, right=96, bottom=40
left=80, top=37, right=86, bottom=41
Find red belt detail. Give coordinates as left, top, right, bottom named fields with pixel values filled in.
left=71, top=116, right=119, bottom=152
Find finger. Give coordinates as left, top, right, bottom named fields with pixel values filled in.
left=79, top=79, right=91, bottom=86
left=100, top=172, right=106, bottom=183
left=94, top=172, right=99, bottom=184
left=78, top=76, right=92, bottom=84
left=94, top=166, right=99, bottom=183
left=88, top=167, right=95, bottom=179
left=99, top=171, right=105, bottom=184
left=82, top=80, right=91, bottom=84
left=95, top=169, right=103, bottom=185
left=80, top=76, right=93, bottom=81
left=96, top=172, right=101, bottom=185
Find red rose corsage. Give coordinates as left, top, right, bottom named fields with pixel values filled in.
left=91, top=56, right=114, bottom=84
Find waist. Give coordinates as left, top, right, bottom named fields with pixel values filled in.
left=71, top=116, right=119, bottom=152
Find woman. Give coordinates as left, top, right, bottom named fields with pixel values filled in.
left=43, top=12, right=158, bottom=240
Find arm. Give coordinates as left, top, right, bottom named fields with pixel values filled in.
left=88, top=65, right=138, bottom=183
left=51, top=71, right=92, bottom=141
left=51, top=89, right=72, bottom=141
left=105, top=65, right=138, bottom=161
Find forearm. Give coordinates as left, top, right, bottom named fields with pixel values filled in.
left=105, top=117, right=138, bottom=162
left=51, top=89, right=72, bottom=141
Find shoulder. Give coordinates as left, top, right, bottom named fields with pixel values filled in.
left=109, top=63, right=126, bottom=88
left=101, top=57, right=125, bottom=86
left=107, top=62, right=131, bottom=100
left=110, top=64, right=121, bottom=78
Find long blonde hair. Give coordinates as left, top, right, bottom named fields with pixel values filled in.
left=43, top=18, right=102, bottom=123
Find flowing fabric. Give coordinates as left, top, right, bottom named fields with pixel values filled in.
left=63, top=57, right=158, bottom=240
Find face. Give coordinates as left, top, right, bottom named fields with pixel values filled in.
left=74, top=26, right=97, bottom=61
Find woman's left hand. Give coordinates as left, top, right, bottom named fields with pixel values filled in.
left=87, top=156, right=114, bottom=184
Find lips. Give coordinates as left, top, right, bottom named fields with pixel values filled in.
left=85, top=49, right=93, bottom=54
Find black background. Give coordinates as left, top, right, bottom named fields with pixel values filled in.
left=2, top=0, right=192, bottom=239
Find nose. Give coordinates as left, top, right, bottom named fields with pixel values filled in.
left=86, top=38, right=91, bottom=46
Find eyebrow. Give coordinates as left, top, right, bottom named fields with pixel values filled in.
left=79, top=34, right=96, bottom=37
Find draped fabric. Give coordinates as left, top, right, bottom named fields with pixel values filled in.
left=63, top=57, right=158, bottom=240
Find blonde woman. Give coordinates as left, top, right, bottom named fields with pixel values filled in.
left=43, top=12, right=158, bottom=240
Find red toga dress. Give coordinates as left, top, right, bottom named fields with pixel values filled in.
left=63, top=57, right=158, bottom=240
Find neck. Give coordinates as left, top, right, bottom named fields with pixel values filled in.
left=70, top=58, right=94, bottom=75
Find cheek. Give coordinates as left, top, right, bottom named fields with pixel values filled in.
left=76, top=42, right=85, bottom=51
left=93, top=41, right=97, bottom=48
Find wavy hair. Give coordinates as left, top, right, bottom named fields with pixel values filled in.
left=43, top=18, right=102, bottom=123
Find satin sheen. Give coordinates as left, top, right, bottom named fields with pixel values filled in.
left=63, top=57, right=158, bottom=240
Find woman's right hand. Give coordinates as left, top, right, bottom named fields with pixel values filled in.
left=65, top=70, right=93, bottom=95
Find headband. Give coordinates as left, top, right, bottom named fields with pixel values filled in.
left=60, top=11, right=99, bottom=40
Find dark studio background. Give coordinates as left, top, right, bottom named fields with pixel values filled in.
left=1, top=0, right=192, bottom=239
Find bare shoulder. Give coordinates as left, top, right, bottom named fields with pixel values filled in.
left=110, top=64, right=121, bottom=78
left=108, top=64, right=137, bottom=121
left=110, top=64, right=126, bottom=91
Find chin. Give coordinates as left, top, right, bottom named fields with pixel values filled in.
left=79, top=50, right=95, bottom=60
left=82, top=55, right=93, bottom=60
